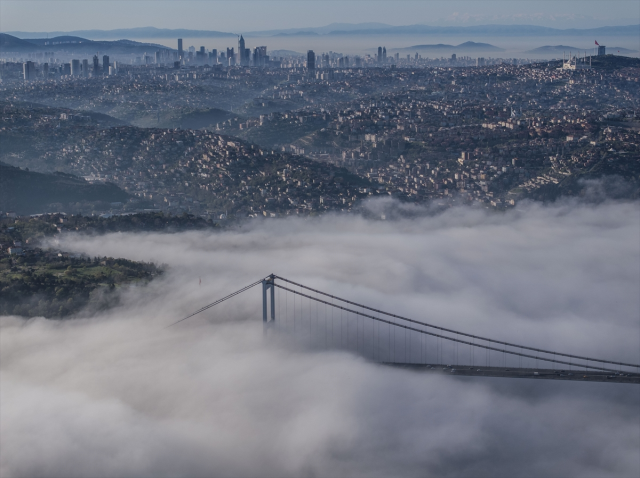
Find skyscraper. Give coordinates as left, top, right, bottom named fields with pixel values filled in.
left=178, top=39, right=183, bottom=60
left=82, top=59, right=89, bottom=77
left=377, top=46, right=382, bottom=63
left=238, top=35, right=246, bottom=65
left=71, top=59, right=81, bottom=76
left=93, top=55, right=99, bottom=74
left=253, top=46, right=268, bottom=67
left=102, top=55, right=109, bottom=74
left=22, top=61, right=35, bottom=81
left=307, top=50, right=316, bottom=70
left=196, top=46, right=205, bottom=63
left=382, top=47, right=387, bottom=62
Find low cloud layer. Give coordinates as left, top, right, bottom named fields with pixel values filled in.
left=2, top=198, right=639, bottom=477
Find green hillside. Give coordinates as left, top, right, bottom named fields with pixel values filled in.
left=0, top=163, right=130, bottom=215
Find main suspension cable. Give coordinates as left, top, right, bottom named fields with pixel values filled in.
left=274, top=275, right=639, bottom=369
left=273, top=283, right=629, bottom=373
left=165, top=278, right=265, bottom=328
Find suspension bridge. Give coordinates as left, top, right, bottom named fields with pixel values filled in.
left=168, top=274, right=640, bottom=384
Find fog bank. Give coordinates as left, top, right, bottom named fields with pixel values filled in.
left=2, top=199, right=639, bottom=477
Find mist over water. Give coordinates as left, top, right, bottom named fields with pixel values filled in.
left=133, top=34, right=640, bottom=58
left=1, top=198, right=639, bottom=477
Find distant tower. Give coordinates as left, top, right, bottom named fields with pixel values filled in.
left=22, top=61, right=35, bottom=81
left=82, top=58, right=89, bottom=76
left=598, top=45, right=606, bottom=56
left=253, top=46, right=267, bottom=67
left=238, top=35, right=246, bottom=65
left=382, top=46, right=387, bottom=62
left=377, top=46, right=382, bottom=63
left=307, top=50, right=316, bottom=70
left=71, top=59, right=80, bottom=76
left=93, top=55, right=99, bottom=74
left=178, top=39, right=183, bottom=60
left=102, top=55, right=109, bottom=74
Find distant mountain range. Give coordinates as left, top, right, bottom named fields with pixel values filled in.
left=320, top=23, right=640, bottom=37
left=391, top=41, right=504, bottom=53
left=526, top=45, right=639, bottom=54
left=4, top=23, right=639, bottom=40
left=0, top=33, right=173, bottom=53
left=5, top=27, right=235, bottom=40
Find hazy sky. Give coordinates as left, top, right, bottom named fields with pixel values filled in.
left=1, top=0, right=638, bottom=33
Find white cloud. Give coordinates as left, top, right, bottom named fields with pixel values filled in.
left=2, top=198, right=639, bottom=477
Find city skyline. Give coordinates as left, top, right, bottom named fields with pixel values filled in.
left=1, top=1, right=639, bottom=477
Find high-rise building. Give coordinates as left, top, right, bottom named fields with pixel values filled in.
left=238, top=35, right=247, bottom=65
left=82, top=59, right=89, bottom=76
left=155, top=51, right=161, bottom=64
left=377, top=46, right=382, bottom=63
left=253, top=46, right=268, bottom=67
left=102, top=55, right=109, bottom=73
left=62, top=63, right=71, bottom=76
left=307, top=50, right=316, bottom=70
left=210, top=49, right=218, bottom=64
left=382, top=47, right=387, bottom=62
left=178, top=39, right=183, bottom=59
left=71, top=59, right=81, bottom=76
left=597, top=45, right=606, bottom=56
left=226, top=47, right=234, bottom=65
left=196, top=46, right=206, bottom=63
left=451, top=53, right=457, bottom=62
left=43, top=63, right=49, bottom=78
left=22, top=61, right=35, bottom=81
left=93, top=55, right=99, bottom=74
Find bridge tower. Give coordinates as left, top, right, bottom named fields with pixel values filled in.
left=262, top=274, right=275, bottom=331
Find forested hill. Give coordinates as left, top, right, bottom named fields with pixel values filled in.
left=0, top=162, right=130, bottom=215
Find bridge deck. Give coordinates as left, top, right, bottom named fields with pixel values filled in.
left=385, top=364, right=640, bottom=384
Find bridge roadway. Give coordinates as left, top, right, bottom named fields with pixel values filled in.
left=386, top=364, right=640, bottom=384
